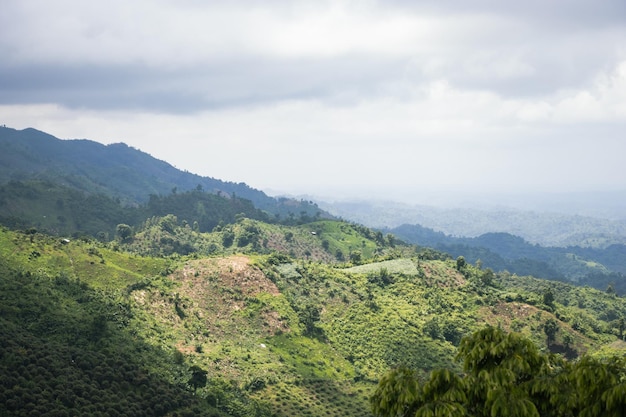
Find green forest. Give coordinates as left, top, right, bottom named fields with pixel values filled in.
left=1, top=127, right=626, bottom=416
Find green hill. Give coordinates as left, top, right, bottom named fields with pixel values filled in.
left=1, top=126, right=625, bottom=416
left=0, top=126, right=326, bottom=220
left=2, top=223, right=626, bottom=416
left=0, top=179, right=275, bottom=239
left=390, top=224, right=626, bottom=294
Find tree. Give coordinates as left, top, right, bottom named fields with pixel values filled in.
left=188, top=365, right=207, bottom=391
left=475, top=259, right=483, bottom=270
left=373, top=326, right=626, bottom=417
left=456, top=256, right=466, bottom=271
left=299, top=303, right=322, bottom=337
left=457, top=326, right=547, bottom=417
left=563, top=333, right=573, bottom=349
left=158, top=214, right=178, bottom=233
left=543, top=289, right=555, bottom=308
left=116, top=223, right=133, bottom=241
left=349, top=250, right=362, bottom=265
left=423, top=318, right=443, bottom=340
left=543, top=318, right=558, bottom=346
left=372, top=327, right=607, bottom=417
left=606, top=284, right=617, bottom=295
left=222, top=230, right=235, bottom=247
left=573, top=356, right=626, bottom=417
left=479, top=268, right=495, bottom=286
left=414, top=369, right=467, bottom=417
left=370, top=367, right=420, bottom=417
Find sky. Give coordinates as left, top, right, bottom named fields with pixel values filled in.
left=1, top=0, right=626, bottom=206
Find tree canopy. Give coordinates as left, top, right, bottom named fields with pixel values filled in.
left=371, top=326, right=626, bottom=417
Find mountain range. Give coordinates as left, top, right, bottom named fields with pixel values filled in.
left=318, top=199, right=626, bottom=248
left=0, top=126, right=323, bottom=218
left=1, top=126, right=626, bottom=416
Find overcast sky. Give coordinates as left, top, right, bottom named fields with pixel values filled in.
left=1, top=0, right=625, bottom=206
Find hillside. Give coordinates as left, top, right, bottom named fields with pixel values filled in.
left=0, top=180, right=277, bottom=240
left=0, top=126, right=325, bottom=220
left=2, top=222, right=626, bottom=416
left=389, top=224, right=626, bottom=294
left=2, top=126, right=626, bottom=416
left=318, top=199, right=626, bottom=248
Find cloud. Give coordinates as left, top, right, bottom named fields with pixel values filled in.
left=1, top=0, right=625, bottom=203
left=2, top=0, right=625, bottom=113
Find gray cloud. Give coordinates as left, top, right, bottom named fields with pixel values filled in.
left=1, top=0, right=625, bottom=204
left=1, top=0, right=624, bottom=113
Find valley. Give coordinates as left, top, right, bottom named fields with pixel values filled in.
left=1, top=127, right=625, bottom=416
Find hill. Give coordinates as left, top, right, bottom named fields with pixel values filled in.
left=388, top=224, right=626, bottom=294
left=2, top=125, right=626, bottom=416
left=0, top=179, right=276, bottom=239
left=2, top=222, right=626, bottom=416
left=318, top=199, right=626, bottom=248
left=0, top=126, right=325, bottom=220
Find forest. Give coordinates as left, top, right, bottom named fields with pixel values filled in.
left=388, top=224, right=626, bottom=295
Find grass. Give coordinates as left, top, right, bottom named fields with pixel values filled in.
left=343, top=258, right=419, bottom=275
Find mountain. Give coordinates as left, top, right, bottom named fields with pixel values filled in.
left=318, top=199, right=626, bottom=248
left=2, top=126, right=626, bottom=416
left=388, top=224, right=626, bottom=293
left=0, top=126, right=325, bottom=219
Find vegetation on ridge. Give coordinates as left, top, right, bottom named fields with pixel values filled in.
left=2, top=220, right=626, bottom=416
left=389, top=224, right=626, bottom=294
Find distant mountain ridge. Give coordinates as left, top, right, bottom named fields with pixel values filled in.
left=388, top=223, right=626, bottom=293
left=0, top=126, right=324, bottom=218
left=319, top=199, right=626, bottom=248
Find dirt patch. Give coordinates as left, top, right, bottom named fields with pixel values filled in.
left=172, top=255, right=289, bottom=336
left=175, top=341, right=197, bottom=355
left=421, top=263, right=466, bottom=288
left=478, top=301, right=542, bottom=329
left=176, top=255, right=280, bottom=296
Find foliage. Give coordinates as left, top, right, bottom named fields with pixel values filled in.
left=371, top=326, right=626, bottom=417
left=391, top=225, right=626, bottom=291
left=144, top=191, right=270, bottom=233
left=0, top=267, right=229, bottom=417
left=0, top=179, right=140, bottom=238
left=0, top=126, right=330, bottom=221
left=1, top=217, right=626, bottom=417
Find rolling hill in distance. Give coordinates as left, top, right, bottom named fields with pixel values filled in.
left=1, top=126, right=626, bottom=416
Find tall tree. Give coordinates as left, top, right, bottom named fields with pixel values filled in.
left=372, top=326, right=626, bottom=417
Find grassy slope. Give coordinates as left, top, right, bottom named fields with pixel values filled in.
left=1, top=225, right=626, bottom=416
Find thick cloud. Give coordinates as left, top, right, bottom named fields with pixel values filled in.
left=1, top=0, right=625, bottom=205
left=2, top=0, right=624, bottom=110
